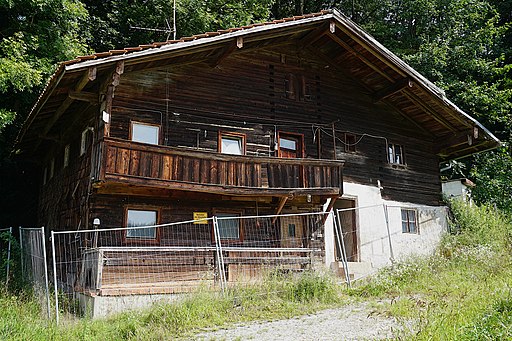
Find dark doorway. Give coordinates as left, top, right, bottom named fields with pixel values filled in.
left=334, top=199, right=358, bottom=262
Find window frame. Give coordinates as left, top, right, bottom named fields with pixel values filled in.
left=344, top=133, right=357, bottom=153
left=130, top=121, right=161, bottom=145
left=218, top=131, right=246, bottom=155
left=123, top=207, right=161, bottom=244
left=277, top=131, right=305, bottom=158
left=388, top=143, right=406, bottom=166
left=401, top=208, right=419, bottom=234
left=213, top=209, right=244, bottom=243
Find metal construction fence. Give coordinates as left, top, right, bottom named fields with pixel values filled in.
left=50, top=211, right=339, bottom=321
left=0, top=227, right=13, bottom=283
left=19, top=227, right=51, bottom=318
left=16, top=203, right=444, bottom=322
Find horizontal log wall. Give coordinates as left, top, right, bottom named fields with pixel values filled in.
left=109, top=43, right=440, bottom=205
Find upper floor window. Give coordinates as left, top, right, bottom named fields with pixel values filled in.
left=388, top=143, right=404, bottom=165
left=126, top=209, right=158, bottom=240
left=131, top=122, right=160, bottom=145
left=344, top=134, right=357, bottom=153
left=401, top=209, right=418, bottom=234
left=219, top=132, right=245, bottom=155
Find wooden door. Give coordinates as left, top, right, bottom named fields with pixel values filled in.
left=280, top=216, right=304, bottom=248
left=278, top=132, right=303, bottom=158
left=334, top=199, right=358, bottom=262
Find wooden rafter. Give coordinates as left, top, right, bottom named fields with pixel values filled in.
left=209, top=40, right=238, bottom=68
left=68, top=90, right=99, bottom=104
left=33, top=67, right=97, bottom=152
left=326, top=31, right=395, bottom=82
left=297, top=22, right=328, bottom=49
left=402, top=90, right=458, bottom=133
left=372, top=78, right=413, bottom=103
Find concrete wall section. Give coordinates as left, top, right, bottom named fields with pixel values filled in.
left=327, top=182, right=448, bottom=275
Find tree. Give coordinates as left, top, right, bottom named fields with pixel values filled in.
left=0, top=0, right=89, bottom=151
left=83, top=0, right=273, bottom=52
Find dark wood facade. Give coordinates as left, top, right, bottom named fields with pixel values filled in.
left=16, top=10, right=499, bottom=234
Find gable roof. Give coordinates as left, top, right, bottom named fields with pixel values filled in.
left=16, top=9, right=500, bottom=160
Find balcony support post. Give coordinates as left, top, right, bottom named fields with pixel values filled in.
left=272, top=196, right=289, bottom=224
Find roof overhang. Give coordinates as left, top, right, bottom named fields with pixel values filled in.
left=15, top=9, right=500, bottom=160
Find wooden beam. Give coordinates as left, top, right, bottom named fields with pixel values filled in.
left=326, top=31, right=395, bottom=82
left=272, top=197, right=289, bottom=224
left=322, top=196, right=338, bottom=224
left=34, top=67, right=97, bottom=152
left=68, top=90, right=99, bottom=104
left=297, top=23, right=328, bottom=49
left=209, top=41, right=237, bottom=68
left=382, top=101, right=432, bottom=136
left=402, top=90, right=458, bottom=133
left=435, top=130, right=477, bottom=155
left=372, top=78, right=413, bottom=102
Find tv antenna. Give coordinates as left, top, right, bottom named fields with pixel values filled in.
left=130, top=0, right=177, bottom=40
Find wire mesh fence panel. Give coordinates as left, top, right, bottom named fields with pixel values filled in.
left=215, top=212, right=329, bottom=288
left=51, top=218, right=222, bottom=319
left=334, top=204, right=391, bottom=282
left=19, top=227, right=51, bottom=318
left=0, top=227, right=12, bottom=282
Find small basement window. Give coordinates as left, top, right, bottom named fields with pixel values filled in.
left=131, top=122, right=160, bottom=145
left=126, top=209, right=158, bottom=240
left=401, top=209, right=418, bottom=234
left=219, top=132, right=245, bottom=155
left=216, top=213, right=241, bottom=240
left=388, top=143, right=405, bottom=165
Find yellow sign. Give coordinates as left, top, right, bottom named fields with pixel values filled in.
left=193, top=212, right=208, bottom=224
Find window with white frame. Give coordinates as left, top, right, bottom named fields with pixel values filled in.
left=126, top=209, right=158, bottom=239
left=131, top=122, right=160, bottom=145
left=219, top=132, right=245, bottom=155
left=216, top=213, right=241, bottom=240
left=401, top=208, right=418, bottom=234
left=388, top=143, right=405, bottom=165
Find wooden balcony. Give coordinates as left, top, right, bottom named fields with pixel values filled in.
left=98, top=137, right=344, bottom=197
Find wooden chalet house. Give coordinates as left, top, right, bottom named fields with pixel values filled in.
left=15, top=10, right=498, bottom=293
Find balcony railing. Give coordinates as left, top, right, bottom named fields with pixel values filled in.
left=99, top=137, right=343, bottom=196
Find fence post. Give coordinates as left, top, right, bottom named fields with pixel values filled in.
left=19, top=227, right=24, bottom=282
left=333, top=211, right=351, bottom=287
left=6, top=227, right=12, bottom=284
left=383, top=204, right=395, bottom=263
left=212, top=216, right=226, bottom=292
left=51, top=230, right=60, bottom=324
left=40, top=227, right=51, bottom=319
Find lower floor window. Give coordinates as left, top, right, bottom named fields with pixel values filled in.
left=216, top=213, right=241, bottom=240
left=401, top=209, right=418, bottom=234
left=126, top=209, right=157, bottom=239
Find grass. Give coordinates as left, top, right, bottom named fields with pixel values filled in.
left=349, top=200, right=512, bottom=340
left=2, top=200, right=512, bottom=340
left=0, top=270, right=345, bottom=340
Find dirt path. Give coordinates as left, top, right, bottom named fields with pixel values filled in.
left=193, top=301, right=402, bottom=340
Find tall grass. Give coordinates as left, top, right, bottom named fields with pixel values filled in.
left=0, top=270, right=343, bottom=340
left=350, top=200, right=512, bottom=340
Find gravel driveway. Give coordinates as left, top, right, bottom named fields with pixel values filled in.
left=193, top=301, right=402, bottom=340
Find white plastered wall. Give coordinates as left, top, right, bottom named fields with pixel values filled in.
left=324, top=182, right=448, bottom=273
